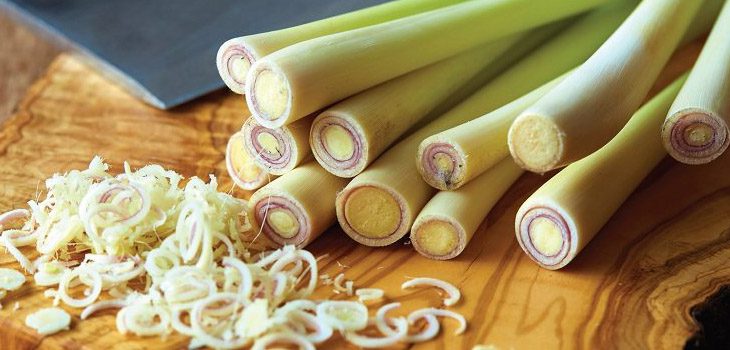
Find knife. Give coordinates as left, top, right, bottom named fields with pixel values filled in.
left=0, top=0, right=390, bottom=109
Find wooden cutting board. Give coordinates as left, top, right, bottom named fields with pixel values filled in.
left=1, top=54, right=729, bottom=349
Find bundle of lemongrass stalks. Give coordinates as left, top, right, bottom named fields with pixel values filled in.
left=223, top=0, right=727, bottom=270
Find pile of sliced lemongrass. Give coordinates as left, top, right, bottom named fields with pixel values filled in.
left=0, top=158, right=465, bottom=348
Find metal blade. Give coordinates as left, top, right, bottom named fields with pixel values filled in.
left=1, top=0, right=390, bottom=109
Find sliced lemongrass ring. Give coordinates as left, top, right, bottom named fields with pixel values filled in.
left=25, top=307, right=71, bottom=335
left=316, top=301, right=368, bottom=332
left=251, top=332, right=315, bottom=350
left=409, top=308, right=466, bottom=335
left=402, top=277, right=461, bottom=306
left=345, top=316, right=408, bottom=348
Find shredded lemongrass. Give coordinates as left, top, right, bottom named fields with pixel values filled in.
left=333, top=272, right=348, bottom=293
left=1, top=234, right=34, bottom=273
left=345, top=280, right=355, bottom=296
left=356, top=288, right=385, bottom=303
left=402, top=277, right=461, bottom=306
left=0, top=157, right=470, bottom=347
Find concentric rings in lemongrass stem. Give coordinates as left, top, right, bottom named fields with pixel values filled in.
left=333, top=3, right=629, bottom=247
left=309, top=32, right=529, bottom=178
left=417, top=73, right=567, bottom=191
left=242, top=115, right=313, bottom=175
left=516, top=74, right=687, bottom=270
left=215, top=0, right=468, bottom=94
left=245, top=0, right=611, bottom=128
left=248, top=161, right=349, bottom=248
left=662, top=1, right=730, bottom=165
left=411, top=158, right=522, bottom=260
left=508, top=0, right=705, bottom=174
left=226, top=131, right=273, bottom=191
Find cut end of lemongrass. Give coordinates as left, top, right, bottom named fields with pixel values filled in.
left=516, top=206, right=573, bottom=270
left=216, top=38, right=256, bottom=94
left=310, top=115, right=366, bottom=178
left=247, top=64, right=291, bottom=128
left=509, top=114, right=564, bottom=173
left=242, top=119, right=295, bottom=175
left=662, top=109, right=730, bottom=165
left=411, top=217, right=464, bottom=260
left=337, top=185, right=406, bottom=246
left=251, top=194, right=309, bottom=247
left=322, top=124, right=355, bottom=161
left=226, top=131, right=269, bottom=191
left=418, top=141, right=466, bottom=190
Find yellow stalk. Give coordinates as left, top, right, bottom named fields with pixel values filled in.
left=242, top=115, right=313, bottom=175
left=662, top=0, right=730, bottom=165
left=334, top=3, right=630, bottom=247
left=309, top=31, right=533, bottom=178
left=515, top=74, right=687, bottom=270
left=508, top=0, right=704, bottom=173
left=245, top=0, right=610, bottom=128
left=248, top=161, right=349, bottom=247
left=225, top=131, right=274, bottom=191
left=411, top=157, right=522, bottom=260
left=217, top=0, right=468, bottom=94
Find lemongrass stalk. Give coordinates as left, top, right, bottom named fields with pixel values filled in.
left=411, top=158, right=522, bottom=260
left=515, top=74, right=687, bottom=270
left=248, top=161, right=349, bottom=247
left=333, top=2, right=631, bottom=247
left=335, top=77, right=559, bottom=247
left=417, top=71, right=570, bottom=190
left=226, top=131, right=273, bottom=191
left=508, top=0, right=704, bottom=173
left=245, top=0, right=610, bottom=128
left=309, top=32, right=527, bottom=178
left=662, top=1, right=730, bottom=165
left=681, top=0, right=726, bottom=46
left=217, top=0, right=468, bottom=94
left=242, top=115, right=313, bottom=175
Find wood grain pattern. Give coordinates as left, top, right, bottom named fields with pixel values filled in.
left=1, top=54, right=730, bottom=349
left=0, top=8, right=59, bottom=123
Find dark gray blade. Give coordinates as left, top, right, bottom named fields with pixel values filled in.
left=1, top=0, right=390, bottom=109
